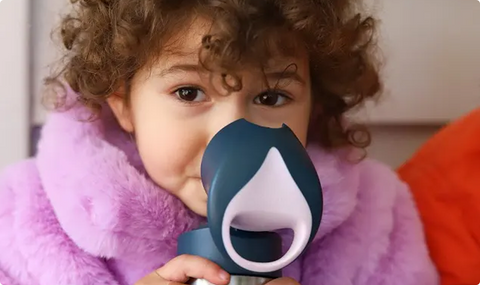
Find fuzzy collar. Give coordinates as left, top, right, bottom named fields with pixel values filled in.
left=34, top=88, right=361, bottom=282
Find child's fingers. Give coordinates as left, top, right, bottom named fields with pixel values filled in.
left=155, top=254, right=230, bottom=285
left=134, top=270, right=183, bottom=285
left=266, top=277, right=300, bottom=285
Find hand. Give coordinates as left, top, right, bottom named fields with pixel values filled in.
left=135, top=254, right=230, bottom=285
left=266, top=277, right=301, bottom=285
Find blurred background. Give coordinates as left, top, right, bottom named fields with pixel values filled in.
left=0, top=0, right=479, bottom=171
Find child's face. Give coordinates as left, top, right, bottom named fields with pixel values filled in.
left=109, top=18, right=312, bottom=216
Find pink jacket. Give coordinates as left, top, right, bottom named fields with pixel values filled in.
left=0, top=91, right=438, bottom=285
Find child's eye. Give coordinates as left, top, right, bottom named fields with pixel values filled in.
left=254, top=91, right=291, bottom=107
left=174, top=87, right=207, bottom=102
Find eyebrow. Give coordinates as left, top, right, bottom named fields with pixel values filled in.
left=158, top=64, right=306, bottom=85
left=264, top=69, right=306, bottom=85
left=157, top=64, right=207, bottom=77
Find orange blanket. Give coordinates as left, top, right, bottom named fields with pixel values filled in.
left=398, top=109, right=480, bottom=285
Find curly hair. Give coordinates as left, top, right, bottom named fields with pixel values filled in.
left=48, top=0, right=381, bottom=150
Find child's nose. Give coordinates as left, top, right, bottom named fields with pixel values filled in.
left=206, top=102, right=251, bottom=142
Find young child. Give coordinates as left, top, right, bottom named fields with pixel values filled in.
left=0, top=0, right=438, bottom=284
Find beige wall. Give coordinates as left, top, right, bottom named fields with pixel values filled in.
left=0, top=0, right=29, bottom=170
left=368, top=125, right=442, bottom=168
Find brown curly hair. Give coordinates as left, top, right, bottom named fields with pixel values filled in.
left=48, top=0, right=381, bottom=150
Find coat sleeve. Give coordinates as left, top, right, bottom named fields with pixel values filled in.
left=299, top=164, right=439, bottom=285
left=0, top=268, right=21, bottom=285
left=0, top=162, right=32, bottom=285
left=0, top=160, right=122, bottom=285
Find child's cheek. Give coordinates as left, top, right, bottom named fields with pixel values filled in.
left=134, top=109, right=206, bottom=195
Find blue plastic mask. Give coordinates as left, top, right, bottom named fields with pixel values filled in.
left=201, top=119, right=323, bottom=273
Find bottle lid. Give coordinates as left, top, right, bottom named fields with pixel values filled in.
left=179, top=119, right=323, bottom=275
left=200, top=119, right=323, bottom=273
left=177, top=225, right=282, bottom=278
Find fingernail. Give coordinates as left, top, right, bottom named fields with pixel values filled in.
left=219, top=270, right=229, bottom=281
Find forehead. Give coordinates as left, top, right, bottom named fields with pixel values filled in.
left=158, top=16, right=308, bottom=72
left=161, top=16, right=211, bottom=59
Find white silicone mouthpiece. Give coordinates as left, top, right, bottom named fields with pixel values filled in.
left=221, top=147, right=313, bottom=272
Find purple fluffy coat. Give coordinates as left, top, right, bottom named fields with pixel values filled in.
left=0, top=90, right=438, bottom=285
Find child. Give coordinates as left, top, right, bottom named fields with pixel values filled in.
left=0, top=0, right=438, bottom=284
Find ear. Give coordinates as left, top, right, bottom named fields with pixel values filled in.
left=107, top=91, right=134, bottom=133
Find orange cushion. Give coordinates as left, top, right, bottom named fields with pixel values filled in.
left=398, top=109, right=480, bottom=285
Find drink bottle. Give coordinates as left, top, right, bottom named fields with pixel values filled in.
left=177, top=119, right=323, bottom=285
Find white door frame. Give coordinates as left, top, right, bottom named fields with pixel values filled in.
left=0, top=0, right=30, bottom=170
